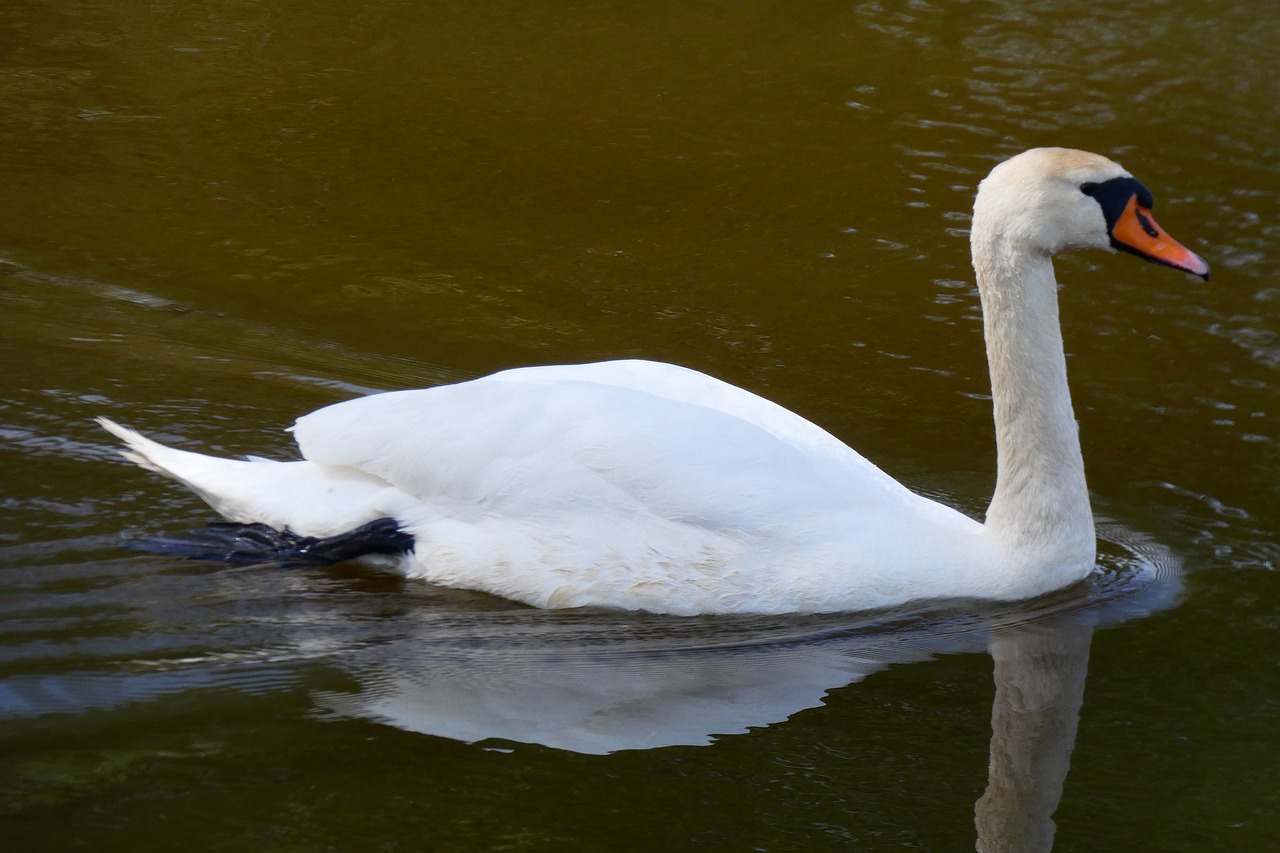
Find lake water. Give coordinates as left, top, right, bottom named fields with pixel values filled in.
left=2, top=1, right=1277, bottom=850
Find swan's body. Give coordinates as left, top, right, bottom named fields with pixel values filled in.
left=100, top=148, right=1208, bottom=615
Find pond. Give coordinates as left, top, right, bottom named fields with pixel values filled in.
left=2, top=1, right=1277, bottom=850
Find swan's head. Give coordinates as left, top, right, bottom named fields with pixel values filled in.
left=973, top=147, right=1210, bottom=280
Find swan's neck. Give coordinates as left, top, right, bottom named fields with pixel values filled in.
left=974, top=238, right=1095, bottom=569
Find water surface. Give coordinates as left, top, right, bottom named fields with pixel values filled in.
left=2, top=0, right=1278, bottom=849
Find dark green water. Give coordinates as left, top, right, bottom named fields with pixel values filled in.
left=2, top=1, right=1277, bottom=849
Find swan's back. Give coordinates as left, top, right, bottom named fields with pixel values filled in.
left=293, top=359, right=958, bottom=529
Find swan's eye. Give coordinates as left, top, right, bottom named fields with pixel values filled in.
left=1079, top=177, right=1155, bottom=229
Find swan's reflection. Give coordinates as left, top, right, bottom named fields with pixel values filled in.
left=315, top=534, right=1176, bottom=849
left=975, top=615, right=1092, bottom=853
left=319, top=543, right=1170, bottom=755
left=317, top=612, right=930, bottom=753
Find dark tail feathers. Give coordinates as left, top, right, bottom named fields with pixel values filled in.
left=125, top=517, right=415, bottom=566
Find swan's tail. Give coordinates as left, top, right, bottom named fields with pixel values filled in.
left=96, top=417, right=418, bottom=561
left=97, top=416, right=296, bottom=524
left=97, top=416, right=258, bottom=487
left=97, top=416, right=184, bottom=477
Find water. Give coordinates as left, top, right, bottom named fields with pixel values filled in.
left=2, top=0, right=1278, bottom=849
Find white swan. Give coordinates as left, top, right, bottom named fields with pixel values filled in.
left=99, top=148, right=1209, bottom=615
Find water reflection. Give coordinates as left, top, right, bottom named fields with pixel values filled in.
left=304, top=526, right=1173, bottom=759
left=317, top=595, right=1062, bottom=756
left=975, top=616, right=1092, bottom=853
left=315, top=610, right=916, bottom=754
left=303, top=533, right=1171, bottom=849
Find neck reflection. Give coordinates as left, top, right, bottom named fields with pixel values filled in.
left=975, top=615, right=1093, bottom=853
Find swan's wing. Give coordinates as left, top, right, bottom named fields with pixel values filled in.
left=481, top=359, right=882, bottom=477
left=290, top=368, right=918, bottom=528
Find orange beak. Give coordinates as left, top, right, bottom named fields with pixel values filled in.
left=1111, top=195, right=1210, bottom=280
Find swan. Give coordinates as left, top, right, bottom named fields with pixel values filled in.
left=98, top=147, right=1209, bottom=616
